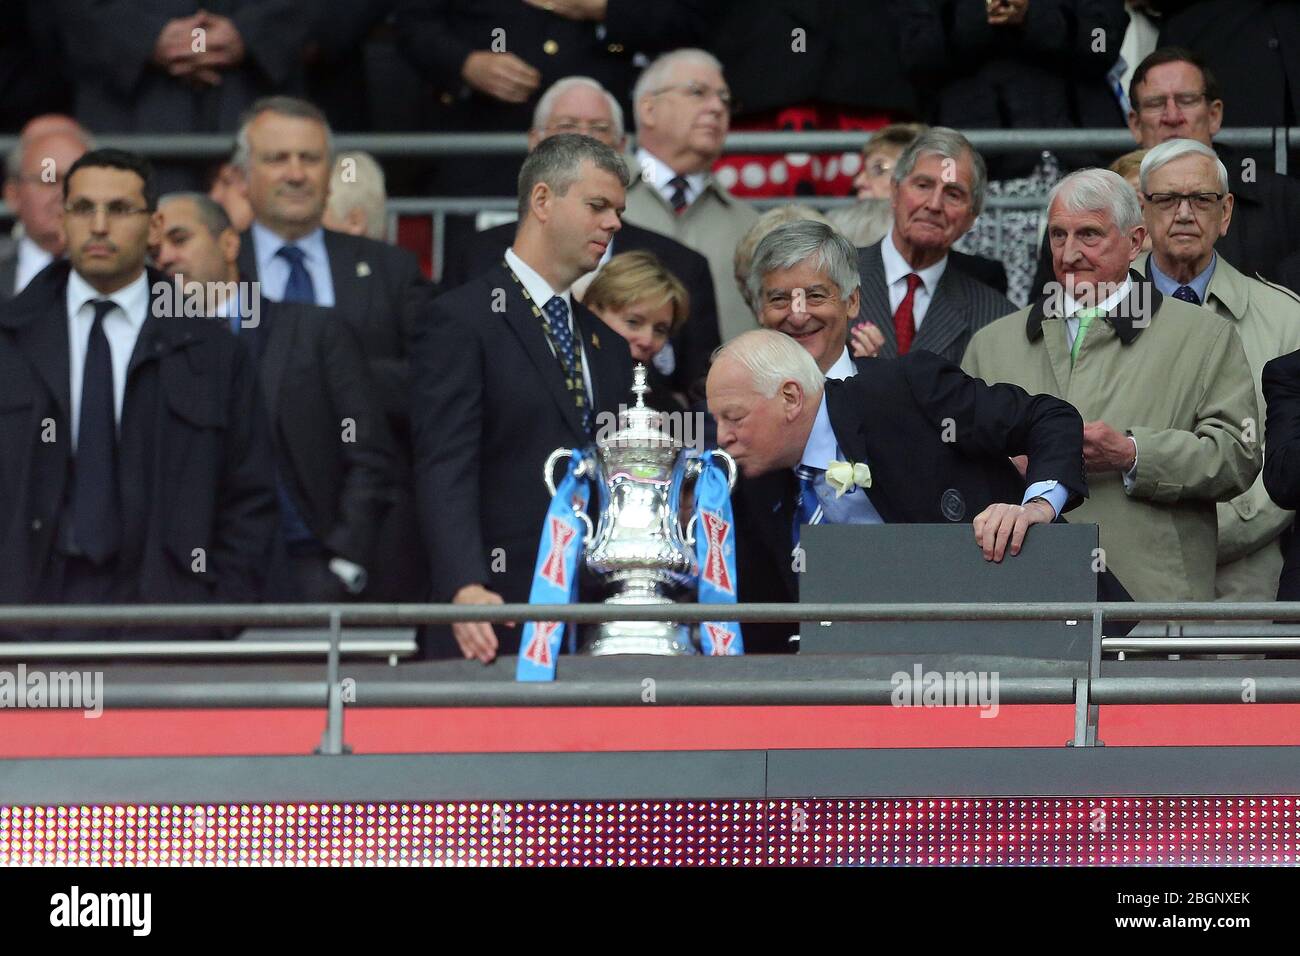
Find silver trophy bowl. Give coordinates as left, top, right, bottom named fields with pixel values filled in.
left=542, top=364, right=735, bottom=655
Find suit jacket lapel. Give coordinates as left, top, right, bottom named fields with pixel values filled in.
left=912, top=266, right=968, bottom=359
left=0, top=254, right=16, bottom=299
left=495, top=264, right=587, bottom=439
left=325, top=230, right=366, bottom=318
left=21, top=294, right=72, bottom=422
left=256, top=304, right=293, bottom=434
left=858, top=242, right=899, bottom=358
left=825, top=373, right=901, bottom=522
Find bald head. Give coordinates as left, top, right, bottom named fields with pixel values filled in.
left=707, top=330, right=823, bottom=477
left=4, top=129, right=92, bottom=254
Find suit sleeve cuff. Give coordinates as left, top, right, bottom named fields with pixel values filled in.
left=1022, top=480, right=1066, bottom=518
left=1122, top=436, right=1138, bottom=491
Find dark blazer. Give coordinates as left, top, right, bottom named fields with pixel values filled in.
left=855, top=239, right=1016, bottom=364
left=411, top=261, right=634, bottom=634
left=441, top=221, right=721, bottom=392
left=55, top=0, right=309, bottom=134
left=247, top=297, right=398, bottom=571
left=236, top=227, right=436, bottom=438
left=0, top=250, right=16, bottom=303
left=949, top=249, right=1009, bottom=297
left=733, top=351, right=1086, bottom=652
left=1261, top=348, right=1300, bottom=600
left=712, top=0, right=918, bottom=117
left=392, top=0, right=714, bottom=194
left=0, top=262, right=278, bottom=623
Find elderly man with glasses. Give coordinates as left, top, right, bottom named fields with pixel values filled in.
left=1131, top=138, right=1300, bottom=601
left=622, top=48, right=759, bottom=342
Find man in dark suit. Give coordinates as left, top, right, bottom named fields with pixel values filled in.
left=0, top=149, right=278, bottom=638
left=233, top=95, right=437, bottom=601
left=392, top=0, right=714, bottom=195
left=154, top=191, right=398, bottom=602
left=847, top=127, right=1015, bottom=365
left=709, top=328, right=1085, bottom=653
left=1262, top=348, right=1300, bottom=601
left=439, top=75, right=720, bottom=393
left=54, top=1, right=311, bottom=189
left=412, top=134, right=635, bottom=662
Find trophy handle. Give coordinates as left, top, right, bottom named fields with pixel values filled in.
left=543, top=448, right=595, bottom=540
left=543, top=448, right=573, bottom=498
left=682, top=450, right=738, bottom=547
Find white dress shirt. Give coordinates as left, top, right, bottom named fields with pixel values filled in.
left=881, top=228, right=948, bottom=330
left=15, top=236, right=55, bottom=295
left=66, top=268, right=150, bottom=451
left=251, top=221, right=336, bottom=307
left=635, top=148, right=707, bottom=210
left=826, top=346, right=858, bottom=381
left=505, top=247, right=593, bottom=401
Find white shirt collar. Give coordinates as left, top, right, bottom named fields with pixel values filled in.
left=800, top=389, right=840, bottom=471
left=881, top=227, right=948, bottom=294
left=635, top=148, right=708, bottom=207
left=505, top=246, right=571, bottom=310
left=1064, top=275, right=1132, bottom=318
left=15, top=235, right=55, bottom=293
left=252, top=221, right=328, bottom=276
left=66, top=267, right=150, bottom=331
left=825, top=346, right=858, bottom=381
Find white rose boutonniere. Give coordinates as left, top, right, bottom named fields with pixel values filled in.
left=825, top=460, right=872, bottom=498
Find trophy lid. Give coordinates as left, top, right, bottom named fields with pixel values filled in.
left=598, top=363, right=677, bottom=451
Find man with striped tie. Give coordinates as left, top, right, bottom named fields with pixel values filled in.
left=412, top=134, right=634, bottom=662
left=710, top=328, right=1085, bottom=653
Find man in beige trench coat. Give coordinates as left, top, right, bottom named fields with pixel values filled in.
left=962, top=167, right=1259, bottom=603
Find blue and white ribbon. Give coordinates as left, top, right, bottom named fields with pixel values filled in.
left=694, top=450, right=743, bottom=656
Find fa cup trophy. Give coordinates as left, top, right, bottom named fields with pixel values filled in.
left=532, top=364, right=738, bottom=662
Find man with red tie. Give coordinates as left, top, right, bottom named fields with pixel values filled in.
left=848, top=127, right=1014, bottom=365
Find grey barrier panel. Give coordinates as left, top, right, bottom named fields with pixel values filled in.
left=766, top=746, right=1300, bottom=798
left=798, top=524, right=1097, bottom=659
left=0, top=751, right=768, bottom=804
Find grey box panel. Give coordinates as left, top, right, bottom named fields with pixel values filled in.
left=798, top=523, right=1097, bottom=660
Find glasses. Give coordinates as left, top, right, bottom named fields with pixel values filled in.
left=1136, top=91, right=1209, bottom=114
left=1143, top=191, right=1225, bottom=212
left=65, top=199, right=151, bottom=220
left=651, top=82, right=733, bottom=109
left=544, top=119, right=617, bottom=138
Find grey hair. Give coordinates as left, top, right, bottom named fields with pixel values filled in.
left=747, top=219, right=861, bottom=312
left=891, top=126, right=987, bottom=216
left=5, top=124, right=97, bottom=181
left=233, top=96, right=334, bottom=172
left=714, top=329, right=825, bottom=400
left=516, top=132, right=630, bottom=221
left=159, top=191, right=233, bottom=236
left=1048, top=168, right=1144, bottom=233
left=826, top=197, right=893, bottom=248
left=326, top=150, right=388, bottom=241
left=532, top=76, right=625, bottom=141
left=735, top=204, right=831, bottom=311
left=1138, top=137, right=1229, bottom=193
left=632, top=48, right=725, bottom=130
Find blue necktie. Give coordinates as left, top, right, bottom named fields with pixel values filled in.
left=277, top=245, right=316, bottom=304
left=1173, top=284, right=1201, bottom=306
left=792, top=465, right=823, bottom=546
left=542, top=295, right=590, bottom=433
left=73, top=300, right=121, bottom=564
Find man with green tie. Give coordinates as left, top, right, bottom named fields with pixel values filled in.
left=962, top=167, right=1259, bottom=603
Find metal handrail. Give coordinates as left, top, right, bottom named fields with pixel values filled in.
left=0, top=600, right=1297, bottom=627
left=0, top=126, right=1293, bottom=159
